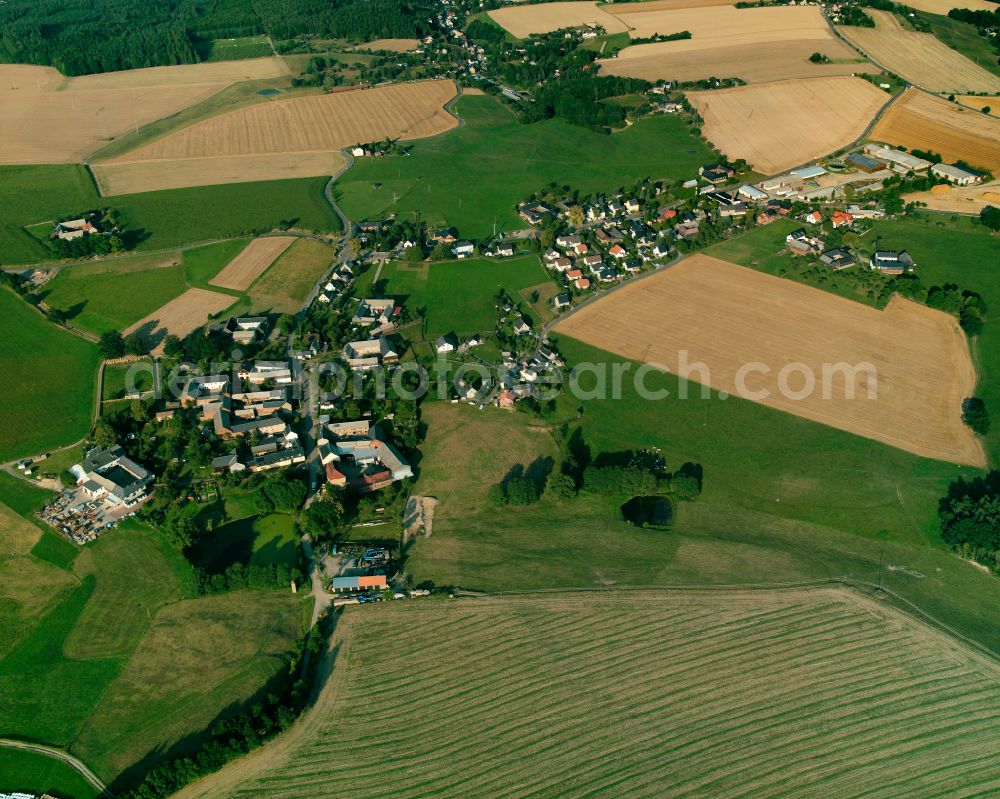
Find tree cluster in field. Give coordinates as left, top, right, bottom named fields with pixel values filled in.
left=837, top=4, right=876, bottom=27
left=809, top=52, right=830, bottom=64
left=981, top=206, right=1000, bottom=232
left=122, top=617, right=333, bottom=799
left=628, top=31, right=692, bottom=46
left=98, top=330, right=151, bottom=359
left=0, top=0, right=434, bottom=75
left=187, top=560, right=305, bottom=596
left=939, top=471, right=1000, bottom=571
left=962, top=397, right=991, bottom=437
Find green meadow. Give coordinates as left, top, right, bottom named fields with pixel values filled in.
left=0, top=749, right=97, bottom=799
left=375, top=254, right=556, bottom=339
left=334, top=94, right=715, bottom=238
left=42, top=239, right=247, bottom=337
left=0, top=164, right=338, bottom=265
left=0, top=485, right=308, bottom=790
left=0, top=289, right=100, bottom=461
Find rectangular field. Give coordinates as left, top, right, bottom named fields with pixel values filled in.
left=123, top=287, right=234, bottom=348
left=838, top=10, right=1000, bottom=93
left=871, top=88, right=1000, bottom=172
left=209, top=236, right=296, bottom=291
left=171, top=588, right=1000, bottom=799
left=555, top=253, right=984, bottom=466
left=0, top=59, right=289, bottom=165
left=91, top=152, right=346, bottom=195
left=246, top=237, right=334, bottom=312
left=598, top=6, right=874, bottom=84
left=688, top=77, right=889, bottom=174
left=103, top=80, right=459, bottom=162
left=488, top=1, right=629, bottom=37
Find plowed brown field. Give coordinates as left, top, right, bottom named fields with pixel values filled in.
left=687, top=77, right=889, bottom=175
left=556, top=254, right=984, bottom=466
left=102, top=79, right=459, bottom=162
left=871, top=89, right=1000, bottom=172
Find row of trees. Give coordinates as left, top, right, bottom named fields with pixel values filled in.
left=123, top=618, right=332, bottom=798
left=188, top=560, right=305, bottom=596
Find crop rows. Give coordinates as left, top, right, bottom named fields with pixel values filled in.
left=184, top=589, right=1000, bottom=799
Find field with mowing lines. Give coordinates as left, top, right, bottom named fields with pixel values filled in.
left=839, top=10, right=1000, bottom=93
left=0, top=59, right=289, bottom=164
left=871, top=88, right=1000, bottom=172
left=124, top=287, right=234, bottom=349
left=105, top=80, right=458, bottom=162
left=173, top=588, right=1000, bottom=799
left=688, top=77, right=889, bottom=174
left=209, top=236, right=295, bottom=290
left=488, top=1, right=628, bottom=37
left=555, top=253, right=983, bottom=466
left=91, top=152, right=346, bottom=195
left=955, top=95, right=1000, bottom=117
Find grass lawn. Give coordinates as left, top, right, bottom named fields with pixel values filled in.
left=0, top=164, right=339, bottom=265
left=377, top=254, right=556, bottom=339
left=190, top=513, right=300, bottom=573
left=196, top=35, right=273, bottom=62
left=333, top=94, right=715, bottom=238
left=0, top=749, right=98, bottom=799
left=102, top=359, right=154, bottom=401
left=0, top=290, right=100, bottom=462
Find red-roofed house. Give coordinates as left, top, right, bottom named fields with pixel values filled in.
left=608, top=244, right=627, bottom=260
left=325, top=462, right=347, bottom=487
left=832, top=210, right=853, bottom=229
left=575, top=277, right=591, bottom=289
left=566, top=268, right=583, bottom=279
left=499, top=389, right=516, bottom=409
left=805, top=210, right=823, bottom=225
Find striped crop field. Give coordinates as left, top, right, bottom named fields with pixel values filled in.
left=175, top=588, right=1000, bottom=799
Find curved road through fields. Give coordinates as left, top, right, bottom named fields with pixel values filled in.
left=0, top=738, right=112, bottom=797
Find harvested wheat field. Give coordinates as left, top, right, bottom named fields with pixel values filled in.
left=871, top=89, right=1000, bottom=173
left=173, top=588, right=1000, bottom=799
left=209, top=237, right=297, bottom=291
left=0, top=59, right=289, bottom=164
left=90, top=152, right=345, bottom=195
left=355, top=38, right=420, bottom=52
left=102, top=80, right=458, bottom=163
left=600, top=6, right=873, bottom=83
left=955, top=95, right=1000, bottom=118
left=904, top=179, right=1000, bottom=213
left=557, top=254, right=984, bottom=466
left=125, top=288, right=234, bottom=352
left=839, top=10, right=1000, bottom=94
left=688, top=77, right=889, bottom=175
left=488, top=1, right=629, bottom=37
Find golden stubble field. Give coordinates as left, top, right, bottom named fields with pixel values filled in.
left=124, top=287, right=234, bottom=352
left=488, top=1, right=629, bottom=37
left=208, top=236, right=297, bottom=291
left=101, top=79, right=459, bottom=162
left=0, top=59, right=289, bottom=164
left=871, top=89, right=1000, bottom=172
left=556, top=254, right=984, bottom=466
left=687, top=77, right=889, bottom=175
left=839, top=10, right=1000, bottom=94
left=90, top=151, right=346, bottom=195
left=171, top=588, right=1000, bottom=799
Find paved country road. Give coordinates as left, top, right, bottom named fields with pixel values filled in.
left=0, top=738, right=112, bottom=797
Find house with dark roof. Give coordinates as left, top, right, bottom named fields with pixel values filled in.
left=870, top=250, right=915, bottom=274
